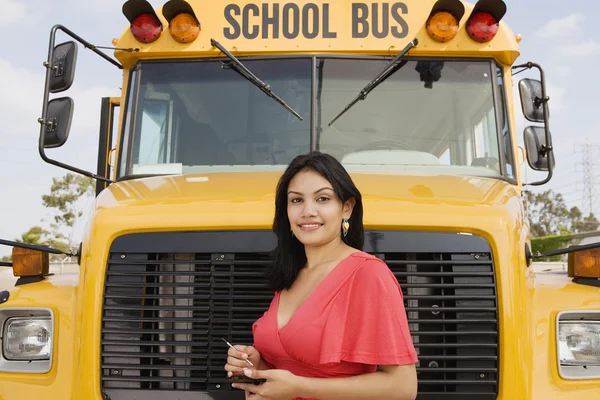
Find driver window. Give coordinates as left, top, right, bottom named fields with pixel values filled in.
left=471, top=107, right=498, bottom=163
left=136, top=100, right=170, bottom=165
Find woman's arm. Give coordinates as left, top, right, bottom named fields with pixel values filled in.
left=297, top=364, right=417, bottom=400
left=236, top=364, right=417, bottom=400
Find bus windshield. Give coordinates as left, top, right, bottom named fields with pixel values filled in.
left=119, top=57, right=514, bottom=179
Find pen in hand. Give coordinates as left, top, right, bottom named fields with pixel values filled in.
left=221, top=337, right=255, bottom=367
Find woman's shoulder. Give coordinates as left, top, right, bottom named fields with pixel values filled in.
left=348, top=251, right=390, bottom=272
left=339, top=251, right=396, bottom=287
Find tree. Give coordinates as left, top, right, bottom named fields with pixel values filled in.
left=0, top=227, right=47, bottom=263
left=41, top=173, right=94, bottom=250
left=17, top=226, right=47, bottom=245
left=531, top=235, right=576, bottom=261
left=524, top=190, right=599, bottom=237
left=571, top=212, right=600, bottom=233
left=525, top=189, right=600, bottom=260
left=5, top=174, right=94, bottom=262
left=2, top=226, right=71, bottom=262
left=42, top=174, right=94, bottom=229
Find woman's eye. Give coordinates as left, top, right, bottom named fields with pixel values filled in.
left=317, top=197, right=330, bottom=202
left=290, top=198, right=302, bottom=203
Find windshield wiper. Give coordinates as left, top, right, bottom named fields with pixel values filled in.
left=211, top=38, right=303, bottom=121
left=328, top=38, right=419, bottom=126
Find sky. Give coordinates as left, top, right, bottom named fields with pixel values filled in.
left=0, top=0, right=599, bottom=257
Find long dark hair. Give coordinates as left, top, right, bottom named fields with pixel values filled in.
left=267, top=151, right=364, bottom=291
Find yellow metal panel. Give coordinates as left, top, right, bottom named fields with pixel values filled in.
left=524, top=273, right=600, bottom=398
left=1, top=167, right=598, bottom=399
left=114, top=0, right=520, bottom=68
left=3, top=1, right=599, bottom=399
left=71, top=172, right=599, bottom=399
left=0, top=275, right=79, bottom=399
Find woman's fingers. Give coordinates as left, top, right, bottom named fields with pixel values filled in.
left=228, top=345, right=248, bottom=358
left=227, top=355, right=249, bottom=367
left=224, top=344, right=258, bottom=378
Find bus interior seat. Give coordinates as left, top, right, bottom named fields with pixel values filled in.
left=341, top=150, right=440, bottom=165
left=471, top=157, right=499, bottom=169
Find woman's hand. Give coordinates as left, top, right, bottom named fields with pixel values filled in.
left=232, top=368, right=302, bottom=400
left=224, top=344, right=262, bottom=377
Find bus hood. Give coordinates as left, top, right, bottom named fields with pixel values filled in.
left=95, top=172, right=520, bottom=231
left=93, top=171, right=521, bottom=235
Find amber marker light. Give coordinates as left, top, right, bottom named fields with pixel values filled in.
left=12, top=248, right=49, bottom=278
left=427, top=11, right=460, bottom=42
left=162, top=0, right=201, bottom=43
left=170, top=13, right=200, bottom=43
left=425, top=0, right=465, bottom=43
left=569, top=248, right=600, bottom=279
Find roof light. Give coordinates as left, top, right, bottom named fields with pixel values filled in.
left=427, top=11, right=459, bottom=42
left=169, top=13, right=200, bottom=43
left=467, top=12, right=498, bottom=42
left=123, top=0, right=163, bottom=43
left=131, top=13, right=163, bottom=43
left=425, top=0, right=465, bottom=43
left=162, top=0, right=201, bottom=43
left=466, top=0, right=507, bottom=43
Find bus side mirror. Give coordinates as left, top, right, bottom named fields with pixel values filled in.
left=49, top=41, right=78, bottom=93
left=518, top=78, right=547, bottom=123
left=523, top=126, right=554, bottom=172
left=42, top=97, right=74, bottom=148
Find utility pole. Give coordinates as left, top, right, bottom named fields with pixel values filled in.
left=574, top=138, right=600, bottom=216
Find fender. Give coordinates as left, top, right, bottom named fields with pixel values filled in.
left=523, top=271, right=600, bottom=398
left=0, top=273, right=80, bottom=400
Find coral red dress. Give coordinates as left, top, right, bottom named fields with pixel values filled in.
left=252, top=251, right=418, bottom=400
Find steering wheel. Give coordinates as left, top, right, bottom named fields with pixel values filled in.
left=355, top=140, right=410, bottom=152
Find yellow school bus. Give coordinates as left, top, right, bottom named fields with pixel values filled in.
left=0, top=0, right=599, bottom=399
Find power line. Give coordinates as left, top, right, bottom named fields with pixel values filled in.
left=574, top=138, right=600, bottom=216
left=555, top=179, right=585, bottom=191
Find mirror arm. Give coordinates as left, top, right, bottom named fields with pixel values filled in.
left=534, top=95, right=549, bottom=109
left=37, top=117, right=57, bottom=132
left=513, top=62, right=554, bottom=187
left=539, top=144, right=553, bottom=157
left=42, top=60, right=60, bottom=76
left=49, top=25, right=123, bottom=70
left=39, top=24, right=119, bottom=184
left=532, top=240, right=600, bottom=260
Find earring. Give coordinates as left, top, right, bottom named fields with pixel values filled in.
left=342, top=219, right=350, bottom=237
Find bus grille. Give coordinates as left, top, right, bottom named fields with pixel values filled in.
left=100, top=231, right=498, bottom=400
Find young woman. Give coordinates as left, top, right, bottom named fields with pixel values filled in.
left=224, top=152, right=418, bottom=400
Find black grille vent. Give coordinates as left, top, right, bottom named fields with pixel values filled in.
left=385, top=252, right=498, bottom=398
left=101, top=231, right=498, bottom=400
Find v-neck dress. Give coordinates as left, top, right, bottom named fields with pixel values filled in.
left=252, top=252, right=418, bottom=400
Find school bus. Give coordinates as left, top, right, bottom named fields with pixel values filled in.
left=0, top=0, right=599, bottom=399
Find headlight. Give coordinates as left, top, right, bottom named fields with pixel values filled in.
left=0, top=308, right=54, bottom=373
left=3, top=317, right=53, bottom=360
left=557, top=311, right=600, bottom=379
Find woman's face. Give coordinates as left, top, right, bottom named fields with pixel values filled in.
left=287, top=169, right=354, bottom=248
